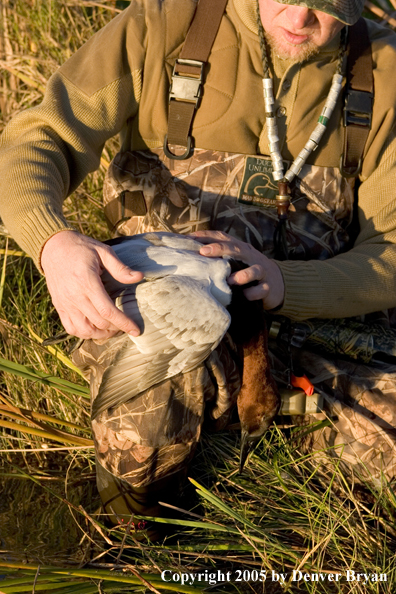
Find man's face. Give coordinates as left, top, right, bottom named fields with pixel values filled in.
left=259, top=0, right=345, bottom=61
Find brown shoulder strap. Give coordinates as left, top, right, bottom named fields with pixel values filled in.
left=164, top=0, right=228, bottom=160
left=341, top=17, right=374, bottom=177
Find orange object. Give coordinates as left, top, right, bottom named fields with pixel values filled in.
left=291, top=373, right=315, bottom=396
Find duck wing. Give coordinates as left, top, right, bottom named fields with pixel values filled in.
left=91, top=274, right=230, bottom=419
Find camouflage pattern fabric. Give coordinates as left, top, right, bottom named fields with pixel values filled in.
left=73, top=333, right=241, bottom=519
left=280, top=316, right=396, bottom=366
left=273, top=0, right=364, bottom=26
left=79, top=145, right=396, bottom=521
left=103, top=148, right=356, bottom=262
left=292, top=349, right=396, bottom=484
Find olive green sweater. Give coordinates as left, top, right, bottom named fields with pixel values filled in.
left=1, top=0, right=396, bottom=321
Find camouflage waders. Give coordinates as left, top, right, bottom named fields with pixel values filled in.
left=73, top=327, right=241, bottom=527
left=74, top=147, right=396, bottom=526
left=296, top=350, right=396, bottom=483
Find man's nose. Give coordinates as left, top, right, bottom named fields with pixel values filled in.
left=285, top=5, right=316, bottom=29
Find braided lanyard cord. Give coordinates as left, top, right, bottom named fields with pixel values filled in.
left=256, top=1, right=347, bottom=259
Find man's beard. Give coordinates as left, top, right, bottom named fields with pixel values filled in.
left=265, top=31, right=320, bottom=62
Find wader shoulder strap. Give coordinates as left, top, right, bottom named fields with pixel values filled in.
left=164, top=0, right=228, bottom=160
left=341, top=17, right=374, bottom=177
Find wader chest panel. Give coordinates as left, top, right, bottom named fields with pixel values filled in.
left=104, top=147, right=355, bottom=261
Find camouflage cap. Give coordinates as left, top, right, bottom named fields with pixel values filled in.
left=274, top=0, right=365, bottom=25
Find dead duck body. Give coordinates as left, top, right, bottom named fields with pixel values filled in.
left=96, top=232, right=280, bottom=470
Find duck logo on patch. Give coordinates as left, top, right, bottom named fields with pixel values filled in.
left=238, top=156, right=289, bottom=208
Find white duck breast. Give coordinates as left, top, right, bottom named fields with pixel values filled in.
left=92, top=233, right=232, bottom=419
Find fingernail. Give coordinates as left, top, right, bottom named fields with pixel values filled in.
left=129, top=329, right=140, bottom=337
left=235, top=272, right=245, bottom=283
left=201, top=247, right=212, bottom=255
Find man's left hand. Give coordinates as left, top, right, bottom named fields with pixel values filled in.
left=190, top=231, right=285, bottom=310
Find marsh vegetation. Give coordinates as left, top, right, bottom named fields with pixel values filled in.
left=1, top=1, right=396, bottom=592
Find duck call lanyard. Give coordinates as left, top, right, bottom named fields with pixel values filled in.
left=256, top=2, right=347, bottom=261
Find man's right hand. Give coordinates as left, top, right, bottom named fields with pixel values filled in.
left=40, top=230, right=144, bottom=340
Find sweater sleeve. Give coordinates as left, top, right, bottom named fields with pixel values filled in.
left=276, top=132, right=396, bottom=321
left=0, top=3, right=144, bottom=270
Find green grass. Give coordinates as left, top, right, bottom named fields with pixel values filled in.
left=1, top=1, right=396, bottom=593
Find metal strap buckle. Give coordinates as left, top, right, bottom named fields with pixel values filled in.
left=343, top=89, right=373, bottom=128
left=163, top=134, right=193, bottom=160
left=339, top=154, right=363, bottom=178
left=169, top=58, right=204, bottom=105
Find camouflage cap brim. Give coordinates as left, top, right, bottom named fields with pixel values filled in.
left=274, top=0, right=365, bottom=25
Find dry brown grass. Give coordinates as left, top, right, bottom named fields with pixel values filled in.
left=0, top=1, right=396, bottom=592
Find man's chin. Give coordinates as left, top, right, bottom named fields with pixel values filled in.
left=265, top=32, right=319, bottom=62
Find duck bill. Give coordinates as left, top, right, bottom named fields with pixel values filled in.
left=239, top=429, right=254, bottom=473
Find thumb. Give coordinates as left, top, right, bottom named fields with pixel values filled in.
left=99, top=246, right=144, bottom=284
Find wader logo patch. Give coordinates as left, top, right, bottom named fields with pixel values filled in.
left=238, top=156, right=288, bottom=208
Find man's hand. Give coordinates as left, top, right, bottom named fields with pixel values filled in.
left=190, top=230, right=285, bottom=310
left=41, top=230, right=144, bottom=339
